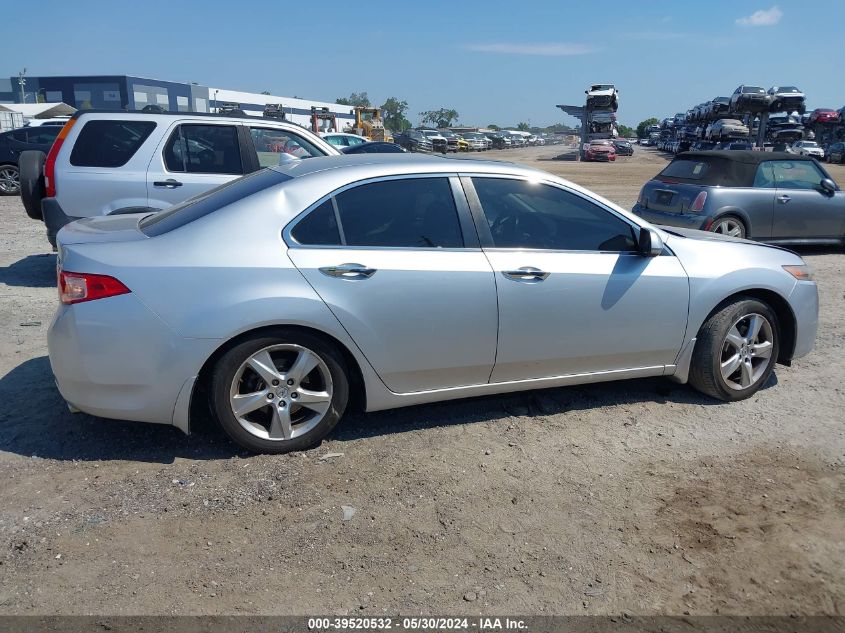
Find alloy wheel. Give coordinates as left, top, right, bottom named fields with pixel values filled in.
left=0, top=166, right=19, bottom=195
left=229, top=344, right=333, bottom=441
left=720, top=313, right=774, bottom=390
left=712, top=218, right=745, bottom=238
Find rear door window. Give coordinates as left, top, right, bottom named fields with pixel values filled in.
left=335, top=178, right=464, bottom=248
left=70, top=120, right=157, bottom=167
left=164, top=124, right=243, bottom=174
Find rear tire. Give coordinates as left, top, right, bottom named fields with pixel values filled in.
left=19, top=150, right=47, bottom=219
left=689, top=298, right=780, bottom=401
left=210, top=329, right=349, bottom=454
left=710, top=215, right=746, bottom=239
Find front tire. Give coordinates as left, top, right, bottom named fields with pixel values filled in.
left=210, top=329, right=349, bottom=454
left=689, top=298, right=779, bottom=401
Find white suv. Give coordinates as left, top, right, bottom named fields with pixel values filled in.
left=20, top=111, right=339, bottom=246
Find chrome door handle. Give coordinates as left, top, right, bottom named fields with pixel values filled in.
left=776, top=194, right=791, bottom=203
left=502, top=267, right=549, bottom=282
left=319, top=263, right=377, bottom=280
left=153, top=179, right=183, bottom=188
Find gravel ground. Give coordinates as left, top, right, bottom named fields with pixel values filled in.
left=0, top=147, right=842, bottom=616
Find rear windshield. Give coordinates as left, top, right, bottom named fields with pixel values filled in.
left=70, top=120, right=157, bottom=167
left=139, top=168, right=290, bottom=237
left=657, top=157, right=751, bottom=186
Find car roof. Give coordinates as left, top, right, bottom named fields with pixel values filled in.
left=678, top=150, right=817, bottom=164
left=269, top=153, right=549, bottom=179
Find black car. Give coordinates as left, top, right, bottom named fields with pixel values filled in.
left=611, top=140, right=633, bottom=156
left=393, top=130, right=433, bottom=153
left=340, top=141, right=406, bottom=154
left=826, top=142, right=845, bottom=164
left=0, top=126, right=60, bottom=195
left=487, top=133, right=509, bottom=150
left=717, top=141, right=753, bottom=150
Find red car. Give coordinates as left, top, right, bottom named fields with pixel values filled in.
left=808, top=108, right=840, bottom=124
left=584, top=141, right=617, bottom=162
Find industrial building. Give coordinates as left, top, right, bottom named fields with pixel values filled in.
left=0, top=75, right=356, bottom=129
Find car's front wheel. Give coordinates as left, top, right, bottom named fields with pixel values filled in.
left=689, top=298, right=779, bottom=401
left=210, top=329, right=349, bottom=453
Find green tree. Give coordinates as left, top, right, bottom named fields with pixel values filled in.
left=420, top=108, right=459, bottom=128
left=617, top=124, right=635, bottom=138
left=487, top=123, right=500, bottom=131
left=636, top=117, right=660, bottom=139
left=381, top=96, right=411, bottom=132
left=336, top=91, right=371, bottom=107
left=260, top=90, right=272, bottom=95
left=516, top=122, right=530, bottom=131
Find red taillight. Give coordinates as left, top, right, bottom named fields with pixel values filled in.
left=691, top=191, right=708, bottom=213
left=44, top=119, right=76, bottom=198
left=59, top=270, right=130, bottom=305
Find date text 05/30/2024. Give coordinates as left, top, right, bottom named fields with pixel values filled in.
left=307, top=617, right=528, bottom=630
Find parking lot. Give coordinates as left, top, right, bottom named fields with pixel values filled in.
left=0, top=146, right=843, bottom=615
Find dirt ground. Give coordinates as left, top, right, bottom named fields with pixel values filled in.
left=0, top=147, right=843, bottom=616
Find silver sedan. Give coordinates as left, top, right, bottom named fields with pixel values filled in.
left=48, top=155, right=818, bottom=453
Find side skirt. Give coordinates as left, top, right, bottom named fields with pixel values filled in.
left=365, top=365, right=670, bottom=413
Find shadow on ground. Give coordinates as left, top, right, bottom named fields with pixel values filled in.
left=0, top=253, right=56, bottom=288
left=0, top=354, right=776, bottom=463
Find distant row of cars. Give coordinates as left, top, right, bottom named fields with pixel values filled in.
left=649, top=136, right=845, bottom=162
left=392, top=129, right=548, bottom=153
left=325, top=128, right=555, bottom=154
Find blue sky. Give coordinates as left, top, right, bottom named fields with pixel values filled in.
left=4, top=0, right=844, bottom=128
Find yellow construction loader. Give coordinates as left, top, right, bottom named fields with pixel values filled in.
left=346, top=106, right=393, bottom=143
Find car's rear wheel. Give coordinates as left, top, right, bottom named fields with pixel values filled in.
left=689, top=298, right=779, bottom=401
left=0, top=164, right=20, bottom=196
left=210, top=330, right=349, bottom=454
left=19, top=150, right=46, bottom=219
left=710, top=215, right=746, bottom=239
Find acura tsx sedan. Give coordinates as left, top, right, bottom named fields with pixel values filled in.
left=49, top=155, right=818, bottom=453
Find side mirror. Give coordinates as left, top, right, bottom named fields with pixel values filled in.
left=638, top=227, right=664, bottom=257
left=820, top=178, right=836, bottom=194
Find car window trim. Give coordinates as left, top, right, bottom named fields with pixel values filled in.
left=283, top=173, right=481, bottom=252
left=460, top=173, right=644, bottom=254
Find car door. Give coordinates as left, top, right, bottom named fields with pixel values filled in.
left=285, top=175, right=498, bottom=393
left=147, top=122, right=246, bottom=209
left=463, top=176, right=689, bottom=383
left=770, top=160, right=845, bottom=239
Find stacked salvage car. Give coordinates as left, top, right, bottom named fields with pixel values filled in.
left=654, top=84, right=819, bottom=152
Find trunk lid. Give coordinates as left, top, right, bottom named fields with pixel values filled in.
left=56, top=213, right=150, bottom=246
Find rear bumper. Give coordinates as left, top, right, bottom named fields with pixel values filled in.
left=42, top=198, right=80, bottom=248
left=788, top=281, right=819, bottom=360
left=632, top=204, right=709, bottom=230
left=48, top=293, right=219, bottom=428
